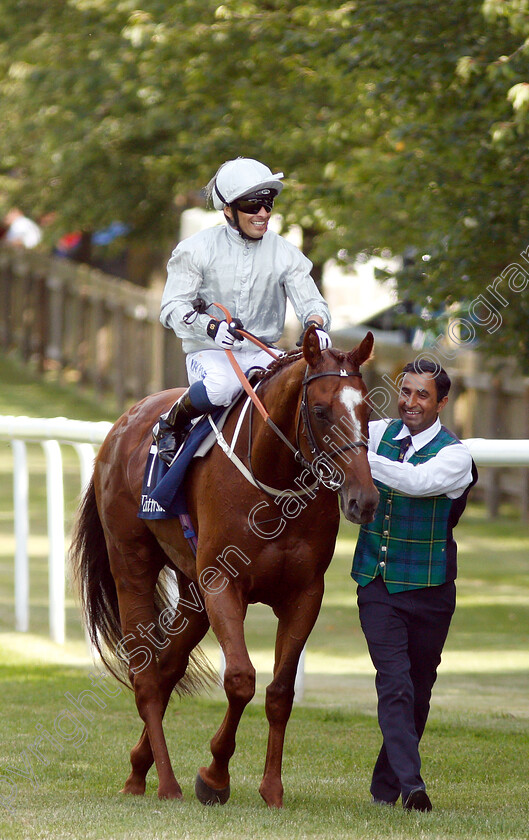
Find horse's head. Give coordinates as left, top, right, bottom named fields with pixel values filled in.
left=301, top=326, right=379, bottom=524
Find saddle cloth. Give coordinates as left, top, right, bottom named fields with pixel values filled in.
left=138, top=405, right=230, bottom=520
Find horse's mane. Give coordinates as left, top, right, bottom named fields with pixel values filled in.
left=255, top=346, right=357, bottom=384
left=255, top=348, right=304, bottom=382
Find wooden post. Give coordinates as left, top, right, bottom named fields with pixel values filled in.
left=148, top=284, right=165, bottom=394
left=34, top=274, right=48, bottom=373
left=135, top=318, right=150, bottom=401
left=20, top=261, right=33, bottom=363
left=45, top=272, right=65, bottom=367
left=113, top=303, right=126, bottom=411
left=0, top=254, right=13, bottom=348
left=65, top=278, right=82, bottom=373
left=93, top=298, right=106, bottom=400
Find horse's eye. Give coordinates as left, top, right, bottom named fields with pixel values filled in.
left=312, top=405, right=329, bottom=422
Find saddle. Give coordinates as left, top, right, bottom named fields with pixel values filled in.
left=138, top=405, right=230, bottom=521
left=139, top=361, right=270, bottom=523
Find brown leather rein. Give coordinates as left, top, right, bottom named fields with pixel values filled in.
left=189, top=300, right=367, bottom=496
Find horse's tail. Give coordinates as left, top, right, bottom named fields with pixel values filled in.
left=70, top=476, right=218, bottom=695
left=70, top=476, right=127, bottom=685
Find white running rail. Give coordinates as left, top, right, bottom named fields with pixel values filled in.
left=0, top=416, right=112, bottom=644
left=1, top=416, right=529, bottom=649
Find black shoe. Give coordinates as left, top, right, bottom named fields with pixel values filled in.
left=154, top=426, right=187, bottom=465
left=153, top=391, right=202, bottom=465
left=403, top=788, right=432, bottom=812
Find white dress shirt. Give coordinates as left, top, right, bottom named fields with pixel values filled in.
left=367, top=418, right=473, bottom=499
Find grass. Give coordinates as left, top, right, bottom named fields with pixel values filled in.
left=1, top=351, right=529, bottom=838
left=0, top=350, right=117, bottom=423
left=0, top=642, right=528, bottom=840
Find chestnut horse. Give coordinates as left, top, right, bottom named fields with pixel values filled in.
left=71, top=327, right=379, bottom=808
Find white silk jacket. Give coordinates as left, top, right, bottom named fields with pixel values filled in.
left=160, top=223, right=331, bottom=353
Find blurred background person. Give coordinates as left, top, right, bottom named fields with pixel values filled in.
left=3, top=207, right=42, bottom=248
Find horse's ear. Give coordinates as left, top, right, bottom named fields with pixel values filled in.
left=349, top=330, right=374, bottom=367
left=302, top=324, right=322, bottom=368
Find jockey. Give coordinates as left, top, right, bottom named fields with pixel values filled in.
left=154, top=157, right=332, bottom=464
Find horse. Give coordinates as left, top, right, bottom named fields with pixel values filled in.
left=71, top=326, right=379, bottom=808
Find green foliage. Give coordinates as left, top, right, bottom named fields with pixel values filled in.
left=2, top=2, right=529, bottom=364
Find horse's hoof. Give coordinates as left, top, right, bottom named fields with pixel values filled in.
left=120, top=779, right=146, bottom=796
left=158, top=787, right=183, bottom=801
left=195, top=772, right=230, bottom=806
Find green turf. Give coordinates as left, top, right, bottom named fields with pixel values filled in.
left=0, top=633, right=528, bottom=840
left=0, top=350, right=117, bottom=422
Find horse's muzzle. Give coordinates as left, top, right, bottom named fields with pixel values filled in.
left=339, top=486, right=379, bottom=525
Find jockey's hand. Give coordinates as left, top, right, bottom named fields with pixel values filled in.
left=227, top=317, right=245, bottom=340
left=315, top=328, right=332, bottom=350
left=296, top=321, right=333, bottom=350
left=206, top=318, right=244, bottom=349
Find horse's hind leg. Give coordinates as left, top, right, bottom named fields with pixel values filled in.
left=122, top=586, right=210, bottom=795
left=195, top=586, right=255, bottom=805
left=109, top=540, right=185, bottom=800
left=259, top=582, right=325, bottom=808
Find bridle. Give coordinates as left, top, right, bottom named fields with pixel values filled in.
left=247, top=364, right=368, bottom=497
left=299, top=367, right=368, bottom=459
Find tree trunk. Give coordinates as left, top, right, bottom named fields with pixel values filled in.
left=76, top=230, right=93, bottom=264
left=301, top=226, right=324, bottom=294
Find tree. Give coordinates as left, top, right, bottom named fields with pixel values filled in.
left=1, top=1, right=529, bottom=366
left=391, top=0, right=529, bottom=369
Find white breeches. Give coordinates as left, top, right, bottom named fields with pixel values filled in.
left=186, top=347, right=277, bottom=406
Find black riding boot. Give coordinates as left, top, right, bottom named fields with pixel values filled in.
left=153, top=390, right=203, bottom=465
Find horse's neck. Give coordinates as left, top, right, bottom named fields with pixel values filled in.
left=250, top=360, right=305, bottom=484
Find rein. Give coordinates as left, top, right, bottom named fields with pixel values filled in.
left=207, top=301, right=311, bottom=461
left=200, top=301, right=367, bottom=498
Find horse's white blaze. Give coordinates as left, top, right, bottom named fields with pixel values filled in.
left=339, top=387, right=363, bottom=440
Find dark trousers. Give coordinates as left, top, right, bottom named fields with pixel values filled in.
left=357, top=575, right=455, bottom=802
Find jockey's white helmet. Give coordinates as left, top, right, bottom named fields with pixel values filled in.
left=211, top=158, right=284, bottom=210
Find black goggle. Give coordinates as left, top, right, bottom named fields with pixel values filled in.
left=233, top=197, right=274, bottom=214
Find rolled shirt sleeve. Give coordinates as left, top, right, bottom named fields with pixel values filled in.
left=368, top=445, right=473, bottom=499
left=367, top=418, right=474, bottom=499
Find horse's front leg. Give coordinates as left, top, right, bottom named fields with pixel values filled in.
left=259, top=580, right=325, bottom=808
left=195, top=585, right=255, bottom=805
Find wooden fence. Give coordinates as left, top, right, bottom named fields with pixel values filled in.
left=0, top=246, right=185, bottom=411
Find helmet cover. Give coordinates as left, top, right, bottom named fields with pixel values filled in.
left=212, top=158, right=284, bottom=210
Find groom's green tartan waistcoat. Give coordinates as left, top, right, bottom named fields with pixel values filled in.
left=352, top=420, right=461, bottom=594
